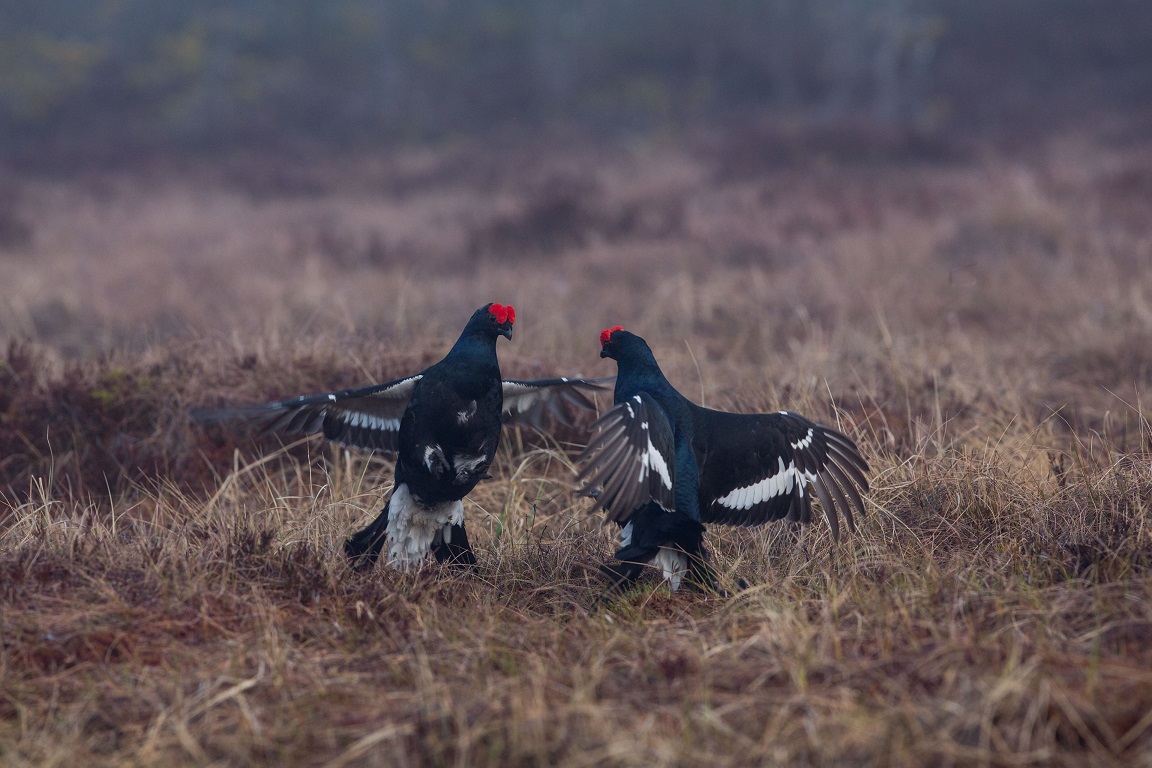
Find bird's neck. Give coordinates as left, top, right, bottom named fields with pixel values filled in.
left=613, top=354, right=668, bottom=400
left=445, top=328, right=499, bottom=367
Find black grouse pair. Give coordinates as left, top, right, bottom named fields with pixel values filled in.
left=198, top=305, right=869, bottom=593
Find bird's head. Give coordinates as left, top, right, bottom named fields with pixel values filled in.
left=599, top=326, right=662, bottom=378
left=482, top=302, right=515, bottom=340
left=598, top=325, right=627, bottom=359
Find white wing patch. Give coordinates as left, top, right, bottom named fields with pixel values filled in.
left=423, top=444, right=447, bottom=473
left=717, top=458, right=802, bottom=511
left=344, top=411, right=401, bottom=433
left=503, top=382, right=541, bottom=414
left=790, top=428, right=814, bottom=452
left=629, top=396, right=672, bottom=491
left=283, top=374, right=422, bottom=407
left=638, top=430, right=673, bottom=490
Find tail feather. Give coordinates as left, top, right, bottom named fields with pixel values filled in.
left=344, top=496, right=392, bottom=569
left=432, top=523, right=478, bottom=567
left=604, top=504, right=731, bottom=594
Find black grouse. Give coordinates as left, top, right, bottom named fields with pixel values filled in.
left=196, top=303, right=609, bottom=570
left=576, top=326, right=869, bottom=592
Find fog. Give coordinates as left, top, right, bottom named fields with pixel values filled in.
left=2, top=0, right=1150, bottom=166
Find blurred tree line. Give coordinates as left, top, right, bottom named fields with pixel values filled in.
left=0, top=0, right=1149, bottom=163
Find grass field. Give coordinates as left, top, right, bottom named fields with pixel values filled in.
left=2, top=124, right=1152, bottom=766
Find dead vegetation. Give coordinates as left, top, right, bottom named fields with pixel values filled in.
left=2, top=128, right=1152, bottom=766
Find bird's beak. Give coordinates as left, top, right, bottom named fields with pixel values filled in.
left=499, top=326, right=513, bottom=340
left=599, top=346, right=610, bottom=358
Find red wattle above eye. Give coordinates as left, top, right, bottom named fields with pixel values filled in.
left=489, top=303, right=514, bottom=325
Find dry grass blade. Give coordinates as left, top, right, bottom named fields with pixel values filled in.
left=3, top=130, right=1152, bottom=766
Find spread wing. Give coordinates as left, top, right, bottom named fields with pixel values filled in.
left=501, top=376, right=614, bottom=429
left=194, top=375, right=613, bottom=454
left=694, top=408, right=869, bottom=539
left=191, top=374, right=423, bottom=452
left=574, top=393, right=676, bottom=524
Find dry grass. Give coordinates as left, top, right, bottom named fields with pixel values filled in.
left=3, top=126, right=1152, bottom=766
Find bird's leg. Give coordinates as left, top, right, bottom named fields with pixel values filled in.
left=681, top=542, right=749, bottom=596
left=598, top=560, right=648, bottom=594
left=683, top=546, right=722, bottom=594
left=344, top=502, right=392, bottom=569
left=432, top=522, right=478, bottom=567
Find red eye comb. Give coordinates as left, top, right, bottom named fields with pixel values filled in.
left=489, top=303, right=515, bottom=325
left=600, top=325, right=624, bottom=345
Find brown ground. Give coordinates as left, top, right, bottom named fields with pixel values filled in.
left=2, top=124, right=1152, bottom=766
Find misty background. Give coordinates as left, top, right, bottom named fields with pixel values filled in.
left=2, top=0, right=1152, bottom=360
left=2, top=0, right=1151, bottom=167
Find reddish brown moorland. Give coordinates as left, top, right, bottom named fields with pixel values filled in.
left=2, top=128, right=1152, bottom=766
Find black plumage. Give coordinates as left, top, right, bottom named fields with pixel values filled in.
left=577, top=326, right=869, bottom=592
left=195, top=304, right=610, bottom=570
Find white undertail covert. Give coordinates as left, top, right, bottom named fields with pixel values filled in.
left=384, top=483, right=465, bottom=569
